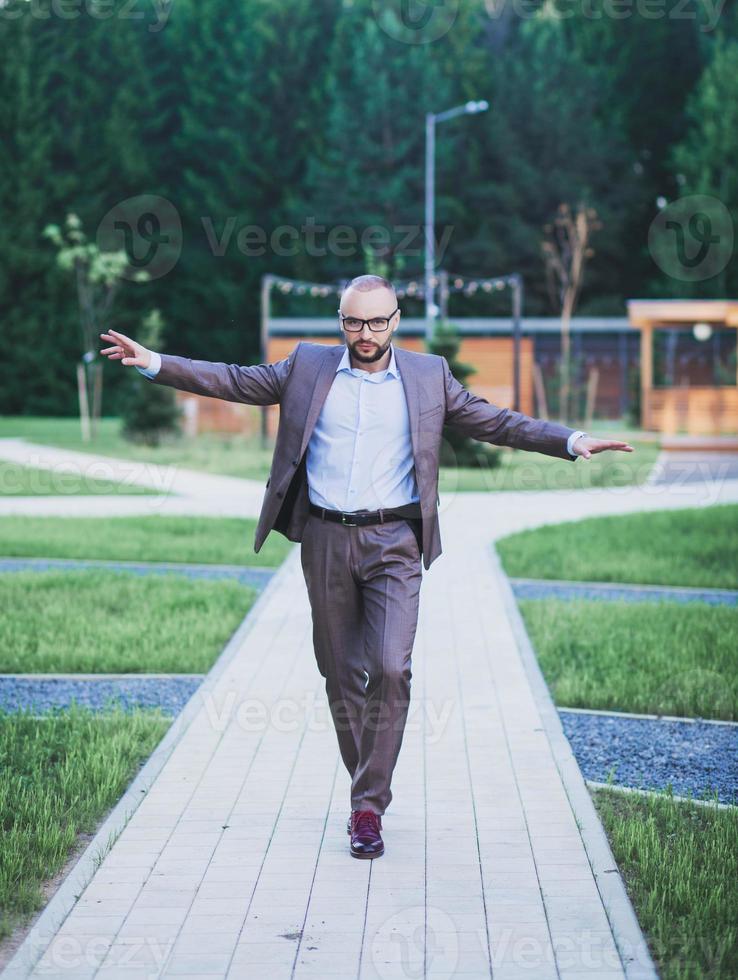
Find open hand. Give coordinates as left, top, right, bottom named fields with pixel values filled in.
left=99, top=329, right=151, bottom=369
left=573, top=435, right=634, bottom=460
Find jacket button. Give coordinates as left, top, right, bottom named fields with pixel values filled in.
left=292, top=458, right=299, bottom=466
left=277, top=490, right=284, bottom=498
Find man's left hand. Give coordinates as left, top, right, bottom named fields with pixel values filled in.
left=573, top=435, right=634, bottom=460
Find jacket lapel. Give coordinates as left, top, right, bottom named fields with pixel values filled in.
left=298, top=344, right=344, bottom=459
left=394, top=344, right=421, bottom=465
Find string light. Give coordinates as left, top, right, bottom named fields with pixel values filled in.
left=266, top=272, right=515, bottom=299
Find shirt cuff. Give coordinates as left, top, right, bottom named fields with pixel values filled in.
left=136, top=350, right=161, bottom=379
left=567, top=430, right=587, bottom=458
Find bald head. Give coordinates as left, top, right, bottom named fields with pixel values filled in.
left=341, top=274, right=397, bottom=309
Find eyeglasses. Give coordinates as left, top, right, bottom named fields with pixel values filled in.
left=338, top=307, right=400, bottom=332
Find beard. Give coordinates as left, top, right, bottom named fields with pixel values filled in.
left=348, top=336, right=391, bottom=364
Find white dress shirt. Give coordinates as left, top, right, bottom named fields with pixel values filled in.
left=305, top=343, right=419, bottom=512
left=136, top=347, right=586, bottom=500
left=568, top=429, right=586, bottom=456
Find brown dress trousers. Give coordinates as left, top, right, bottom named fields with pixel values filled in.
left=300, top=512, right=423, bottom=816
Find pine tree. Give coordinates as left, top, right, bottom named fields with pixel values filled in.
left=427, top=320, right=499, bottom=469
left=554, top=0, right=704, bottom=305
left=447, top=9, right=637, bottom=316
left=161, top=0, right=342, bottom=362
left=301, top=0, right=454, bottom=284
left=120, top=310, right=182, bottom=446
left=0, top=9, right=79, bottom=415
left=0, top=5, right=162, bottom=415
left=667, top=32, right=738, bottom=297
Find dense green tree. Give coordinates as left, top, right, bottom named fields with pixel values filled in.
left=552, top=0, right=705, bottom=304
left=446, top=9, right=638, bottom=316
left=667, top=32, right=738, bottom=297
left=0, top=4, right=160, bottom=414
left=300, top=0, right=460, bottom=289
left=0, top=9, right=73, bottom=414
left=160, top=0, right=342, bottom=361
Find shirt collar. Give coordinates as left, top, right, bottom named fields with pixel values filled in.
left=336, top=342, right=400, bottom=380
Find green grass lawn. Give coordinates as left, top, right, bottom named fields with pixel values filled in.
left=498, top=504, right=738, bottom=717
left=516, top=597, right=737, bottom=720
left=0, top=415, right=657, bottom=491
left=0, top=515, right=292, bottom=566
left=0, top=704, right=171, bottom=943
left=592, top=787, right=737, bottom=980
left=0, top=570, right=257, bottom=673
left=497, top=504, right=738, bottom=590
left=0, top=460, right=157, bottom=496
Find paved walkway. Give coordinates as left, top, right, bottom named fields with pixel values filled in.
left=3, top=444, right=738, bottom=979
left=2, top=434, right=737, bottom=520
left=0, top=439, right=265, bottom=517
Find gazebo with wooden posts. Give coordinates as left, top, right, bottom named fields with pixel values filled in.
left=627, top=299, right=738, bottom=435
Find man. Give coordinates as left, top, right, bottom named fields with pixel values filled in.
left=100, top=274, right=633, bottom=859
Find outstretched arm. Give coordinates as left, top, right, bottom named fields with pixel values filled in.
left=100, top=329, right=300, bottom=406
left=441, top=356, right=633, bottom=460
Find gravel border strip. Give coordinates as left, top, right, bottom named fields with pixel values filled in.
left=0, top=556, right=276, bottom=587
left=0, top=673, right=206, bottom=680
left=559, top=705, right=737, bottom=727
left=510, top=577, right=738, bottom=606
left=559, top=710, right=736, bottom=806
left=0, top=676, right=205, bottom=719
left=645, top=450, right=738, bottom=486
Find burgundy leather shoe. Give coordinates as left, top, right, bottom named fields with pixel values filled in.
left=348, top=809, right=384, bottom=859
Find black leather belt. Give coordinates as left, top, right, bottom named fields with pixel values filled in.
left=309, top=501, right=422, bottom=527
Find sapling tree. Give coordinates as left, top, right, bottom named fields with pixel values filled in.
left=43, top=212, right=150, bottom=440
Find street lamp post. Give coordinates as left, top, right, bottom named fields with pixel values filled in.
left=424, top=99, right=489, bottom=341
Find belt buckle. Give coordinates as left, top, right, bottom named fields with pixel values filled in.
left=341, top=512, right=359, bottom=526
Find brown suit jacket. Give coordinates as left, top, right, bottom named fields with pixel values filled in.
left=148, top=341, right=580, bottom=570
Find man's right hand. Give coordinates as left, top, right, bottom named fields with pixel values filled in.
left=99, top=329, right=152, bottom=369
